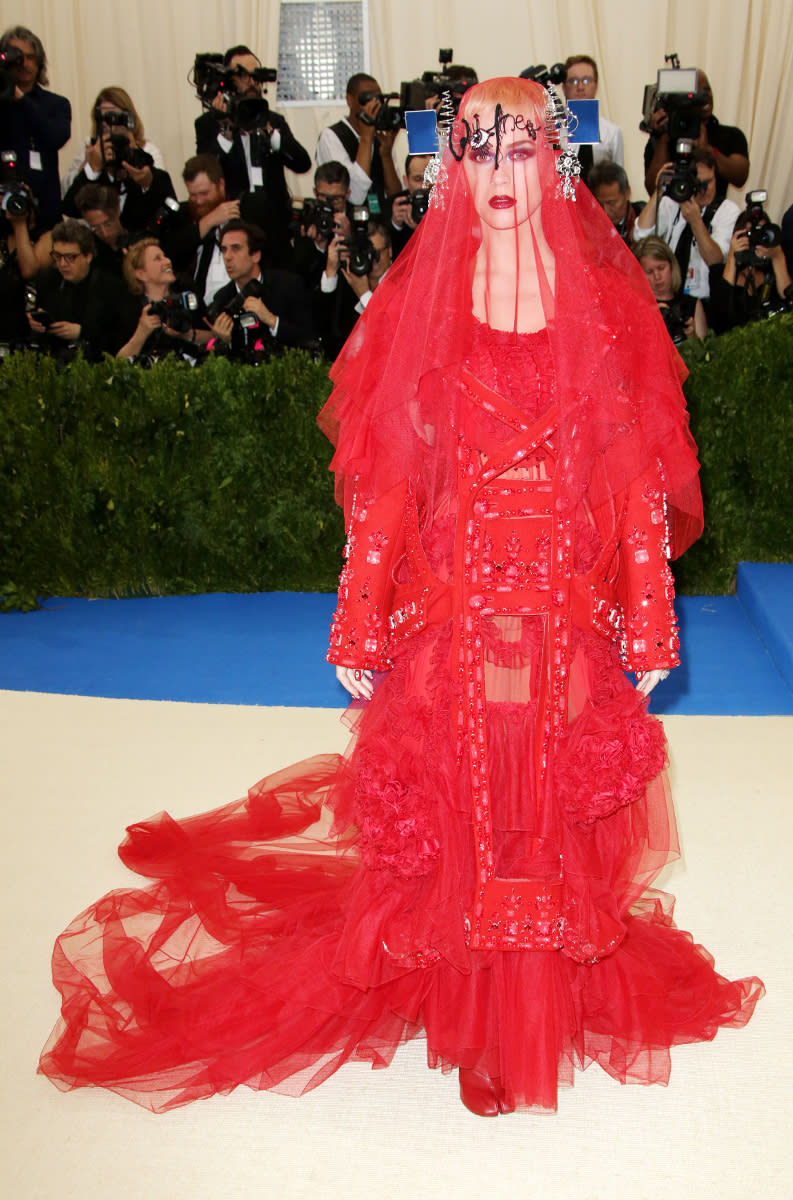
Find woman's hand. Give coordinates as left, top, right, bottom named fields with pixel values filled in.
left=85, top=137, right=107, bottom=173
left=336, top=666, right=374, bottom=701
left=636, top=668, right=670, bottom=695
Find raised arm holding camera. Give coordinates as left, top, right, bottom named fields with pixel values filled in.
left=634, top=147, right=739, bottom=301
left=291, top=161, right=352, bottom=289
left=389, top=154, right=432, bottom=258
left=708, top=195, right=792, bottom=334
left=315, top=74, right=401, bottom=210
left=318, top=214, right=392, bottom=358
left=63, top=88, right=176, bottom=234
left=643, top=67, right=748, bottom=198
left=0, top=25, right=71, bottom=230
left=193, top=47, right=310, bottom=265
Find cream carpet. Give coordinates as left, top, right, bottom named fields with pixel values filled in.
left=2, top=690, right=789, bottom=1200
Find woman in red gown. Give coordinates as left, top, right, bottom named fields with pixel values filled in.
left=39, top=78, right=763, bottom=1116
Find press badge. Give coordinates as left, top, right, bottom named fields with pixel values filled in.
left=29, top=150, right=43, bottom=171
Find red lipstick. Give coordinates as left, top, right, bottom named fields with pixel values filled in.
left=489, top=196, right=515, bottom=209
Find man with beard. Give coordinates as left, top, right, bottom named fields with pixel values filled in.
left=161, top=154, right=242, bottom=304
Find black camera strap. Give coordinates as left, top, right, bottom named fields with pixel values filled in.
left=674, top=196, right=723, bottom=283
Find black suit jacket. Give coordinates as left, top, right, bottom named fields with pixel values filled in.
left=194, top=110, right=310, bottom=260
left=63, top=164, right=176, bottom=236
left=31, top=263, right=135, bottom=356
left=211, top=270, right=314, bottom=348
left=2, top=85, right=71, bottom=228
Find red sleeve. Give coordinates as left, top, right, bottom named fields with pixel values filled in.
left=615, top=469, right=680, bottom=676
left=326, top=478, right=408, bottom=671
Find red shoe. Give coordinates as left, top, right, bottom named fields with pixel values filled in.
left=459, top=1067, right=501, bottom=1117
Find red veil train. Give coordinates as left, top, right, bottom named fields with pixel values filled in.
left=39, top=78, right=763, bottom=1115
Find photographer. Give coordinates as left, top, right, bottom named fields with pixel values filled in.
left=423, top=63, right=478, bottom=111
left=292, top=161, right=352, bottom=289
left=0, top=25, right=71, bottom=229
left=1, top=181, right=51, bottom=344
left=588, top=162, right=644, bottom=245
left=634, top=148, right=739, bottom=301
left=635, top=235, right=707, bottom=344
left=207, top=219, right=313, bottom=354
left=562, top=55, right=624, bottom=184
left=319, top=218, right=391, bottom=358
left=62, top=86, right=165, bottom=193
left=73, top=183, right=128, bottom=276
left=708, top=208, right=792, bottom=334
left=116, top=238, right=208, bottom=360
left=162, top=155, right=243, bottom=305
left=63, top=88, right=176, bottom=234
left=26, top=217, right=131, bottom=358
left=389, top=154, right=432, bottom=258
left=644, top=70, right=748, bottom=199
left=194, top=46, right=310, bottom=265
left=315, top=73, right=401, bottom=209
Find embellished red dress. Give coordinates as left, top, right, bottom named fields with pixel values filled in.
left=39, top=321, right=763, bottom=1113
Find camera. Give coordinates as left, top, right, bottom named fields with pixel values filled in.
left=340, top=207, right=375, bottom=276
left=641, top=56, right=709, bottom=144
left=24, top=285, right=52, bottom=328
left=147, top=291, right=198, bottom=334
left=300, top=198, right=336, bottom=242
left=661, top=139, right=699, bottom=204
left=191, top=53, right=277, bottom=134
left=191, top=53, right=235, bottom=105
left=94, top=107, right=151, bottom=170
left=411, top=189, right=431, bottom=223
left=210, top=278, right=263, bottom=329
left=734, top=190, right=783, bottom=269
left=659, top=299, right=691, bottom=346
left=401, top=49, right=477, bottom=115
left=394, top=187, right=430, bottom=225
left=520, top=62, right=567, bottom=88
left=358, top=90, right=404, bottom=134
left=0, top=151, right=32, bottom=218
left=0, top=44, right=23, bottom=103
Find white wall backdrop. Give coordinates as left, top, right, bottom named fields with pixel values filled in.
left=2, top=0, right=792, bottom=214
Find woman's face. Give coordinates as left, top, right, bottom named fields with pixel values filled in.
left=137, top=245, right=175, bottom=289
left=462, top=106, right=542, bottom=231
left=641, top=255, right=674, bottom=301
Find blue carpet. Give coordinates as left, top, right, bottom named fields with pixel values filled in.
left=736, top=562, right=793, bottom=694
left=1, top=583, right=791, bottom=714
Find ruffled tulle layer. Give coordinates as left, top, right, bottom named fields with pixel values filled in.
left=39, top=631, right=764, bottom=1113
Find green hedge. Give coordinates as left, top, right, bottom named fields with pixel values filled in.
left=1, top=316, right=792, bottom=610
left=0, top=351, right=343, bottom=610
left=675, top=313, right=793, bottom=593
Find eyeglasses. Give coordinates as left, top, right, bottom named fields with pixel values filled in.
left=567, top=76, right=595, bottom=88
left=50, top=250, right=84, bottom=264
left=315, top=192, right=346, bottom=210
